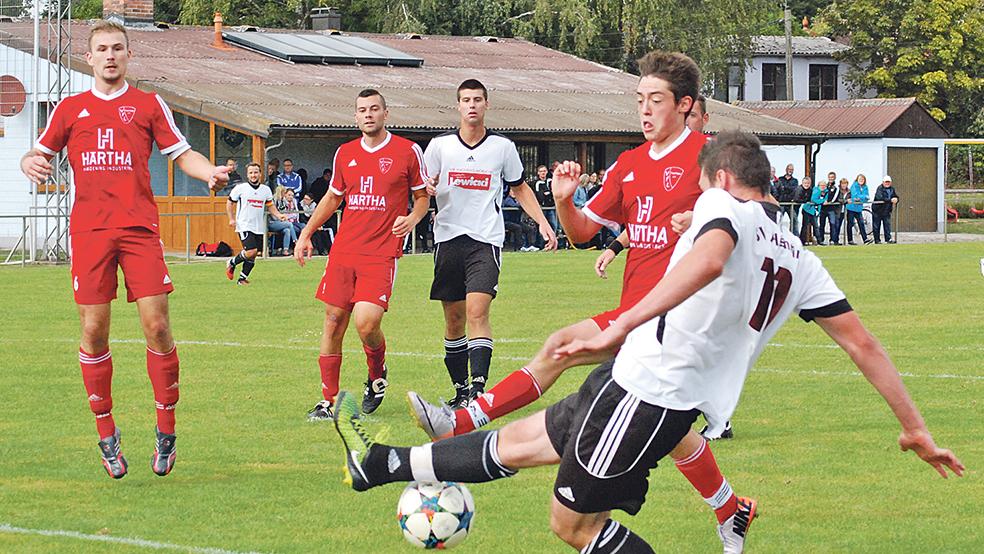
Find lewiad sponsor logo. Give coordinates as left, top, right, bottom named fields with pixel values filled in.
left=247, top=199, right=265, bottom=208
left=448, top=171, right=492, bottom=191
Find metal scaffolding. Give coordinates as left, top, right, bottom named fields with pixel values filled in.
left=32, top=0, right=73, bottom=262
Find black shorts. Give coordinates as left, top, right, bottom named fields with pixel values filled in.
left=429, top=234, right=501, bottom=301
left=545, top=359, right=699, bottom=515
left=238, top=231, right=262, bottom=251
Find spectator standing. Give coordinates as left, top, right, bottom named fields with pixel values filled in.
left=816, top=172, right=836, bottom=244
left=776, top=164, right=798, bottom=226
left=532, top=164, right=558, bottom=246
left=800, top=176, right=822, bottom=245
left=769, top=166, right=780, bottom=199
left=503, top=188, right=537, bottom=251
left=846, top=174, right=871, bottom=245
left=309, top=168, right=331, bottom=203
left=226, top=158, right=243, bottom=186
left=277, top=158, right=303, bottom=196
left=872, top=175, right=899, bottom=244
left=824, top=177, right=845, bottom=245
left=266, top=158, right=279, bottom=188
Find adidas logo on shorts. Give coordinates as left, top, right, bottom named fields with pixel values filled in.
left=557, top=486, right=575, bottom=502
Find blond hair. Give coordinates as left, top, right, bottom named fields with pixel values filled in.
left=88, top=20, right=128, bottom=51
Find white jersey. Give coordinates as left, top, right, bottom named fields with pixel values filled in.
left=612, top=188, right=849, bottom=436
left=229, top=182, right=273, bottom=234
left=423, top=131, right=525, bottom=246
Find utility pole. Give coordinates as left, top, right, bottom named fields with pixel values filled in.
left=784, top=1, right=794, bottom=101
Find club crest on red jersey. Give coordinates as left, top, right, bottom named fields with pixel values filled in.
left=663, top=166, right=685, bottom=192
left=118, top=106, right=136, bottom=124
left=379, top=157, right=393, bottom=174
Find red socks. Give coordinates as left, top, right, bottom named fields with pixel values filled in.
left=80, top=348, right=115, bottom=439
left=319, top=354, right=342, bottom=401
left=454, top=367, right=543, bottom=434
left=674, top=438, right=737, bottom=524
left=364, top=340, right=386, bottom=381
left=147, top=345, right=180, bottom=435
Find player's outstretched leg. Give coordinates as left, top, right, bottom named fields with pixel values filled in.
left=334, top=390, right=525, bottom=492
left=408, top=319, right=598, bottom=439
left=718, top=496, right=757, bottom=554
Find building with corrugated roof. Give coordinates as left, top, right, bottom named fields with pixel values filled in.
left=740, top=98, right=949, bottom=232
left=0, top=15, right=821, bottom=249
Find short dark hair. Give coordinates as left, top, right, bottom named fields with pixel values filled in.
left=245, top=162, right=261, bottom=171
left=695, top=94, right=707, bottom=115
left=697, top=130, right=771, bottom=195
left=357, top=88, right=387, bottom=109
left=636, top=51, right=700, bottom=112
left=457, top=79, right=488, bottom=100
left=283, top=158, right=293, bottom=164
left=323, top=168, right=331, bottom=176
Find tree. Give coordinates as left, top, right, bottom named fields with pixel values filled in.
left=820, top=0, right=984, bottom=136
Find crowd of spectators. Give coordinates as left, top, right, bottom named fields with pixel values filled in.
left=770, top=164, right=900, bottom=245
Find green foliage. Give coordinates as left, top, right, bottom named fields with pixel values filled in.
left=71, top=0, right=103, bottom=20
left=820, top=0, right=984, bottom=136
left=174, top=0, right=331, bottom=28
left=945, top=145, right=984, bottom=188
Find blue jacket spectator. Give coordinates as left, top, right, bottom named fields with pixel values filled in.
left=846, top=174, right=871, bottom=244
left=573, top=174, right=589, bottom=208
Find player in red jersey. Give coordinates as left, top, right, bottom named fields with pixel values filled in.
left=19, top=21, right=229, bottom=479
left=406, top=51, right=748, bottom=540
left=295, top=89, right=429, bottom=418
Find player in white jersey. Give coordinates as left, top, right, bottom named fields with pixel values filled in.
left=225, top=162, right=287, bottom=285
left=333, top=130, right=962, bottom=554
left=424, top=79, right=558, bottom=408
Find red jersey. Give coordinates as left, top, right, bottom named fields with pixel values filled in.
left=328, top=132, right=427, bottom=258
left=584, top=128, right=706, bottom=309
left=36, top=83, right=190, bottom=234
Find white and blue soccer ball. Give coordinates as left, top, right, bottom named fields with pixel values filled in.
left=397, top=481, right=475, bottom=549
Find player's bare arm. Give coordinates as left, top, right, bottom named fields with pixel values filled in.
left=20, top=149, right=54, bottom=184
left=174, top=149, right=230, bottom=191
left=814, top=312, right=965, bottom=478
left=226, top=198, right=237, bottom=228
left=552, top=161, right=602, bottom=243
left=554, top=227, right=737, bottom=361
left=393, top=189, right=430, bottom=237
left=595, top=230, right=629, bottom=279
left=512, top=183, right=558, bottom=250
left=295, top=192, right=343, bottom=266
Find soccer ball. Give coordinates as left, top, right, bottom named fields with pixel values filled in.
left=397, top=481, right=474, bottom=549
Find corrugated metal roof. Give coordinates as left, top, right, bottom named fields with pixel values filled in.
left=751, top=36, right=850, bottom=57
left=736, top=98, right=947, bottom=137
left=0, top=21, right=818, bottom=139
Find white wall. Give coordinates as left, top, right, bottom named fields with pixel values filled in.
left=764, top=138, right=945, bottom=231
left=0, top=44, right=93, bottom=246
left=743, top=55, right=857, bottom=102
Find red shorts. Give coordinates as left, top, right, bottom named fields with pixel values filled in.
left=591, top=305, right=628, bottom=331
left=315, top=253, right=397, bottom=312
left=70, top=227, right=174, bottom=304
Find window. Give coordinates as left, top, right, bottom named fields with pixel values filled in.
left=809, top=64, right=838, bottom=100
left=761, top=63, right=787, bottom=101
left=149, top=142, right=168, bottom=196
left=727, top=65, right=745, bottom=102
left=213, top=125, right=253, bottom=196
left=172, top=113, right=211, bottom=196
left=516, top=143, right=543, bottom=183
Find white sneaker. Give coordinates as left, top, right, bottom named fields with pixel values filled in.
left=527, top=245, right=540, bottom=251
left=406, top=391, right=455, bottom=440
left=718, top=497, right=757, bottom=554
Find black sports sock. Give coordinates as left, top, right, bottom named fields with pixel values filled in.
left=241, top=259, right=255, bottom=278
left=467, top=337, right=493, bottom=392
left=366, top=431, right=516, bottom=486
left=232, top=251, right=248, bottom=266
left=444, top=336, right=469, bottom=392
left=580, top=519, right=654, bottom=554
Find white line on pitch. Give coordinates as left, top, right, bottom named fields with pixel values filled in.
left=0, top=523, right=267, bottom=554
left=17, top=338, right=984, bottom=382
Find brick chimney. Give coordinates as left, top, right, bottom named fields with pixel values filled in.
left=103, top=0, right=154, bottom=27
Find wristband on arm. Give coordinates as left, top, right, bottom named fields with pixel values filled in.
left=606, top=239, right=624, bottom=256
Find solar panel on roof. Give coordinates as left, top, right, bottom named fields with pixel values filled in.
left=223, top=32, right=424, bottom=67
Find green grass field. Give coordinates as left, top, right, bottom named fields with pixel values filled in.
left=1, top=245, right=982, bottom=553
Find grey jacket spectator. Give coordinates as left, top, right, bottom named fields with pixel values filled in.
left=776, top=165, right=798, bottom=203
